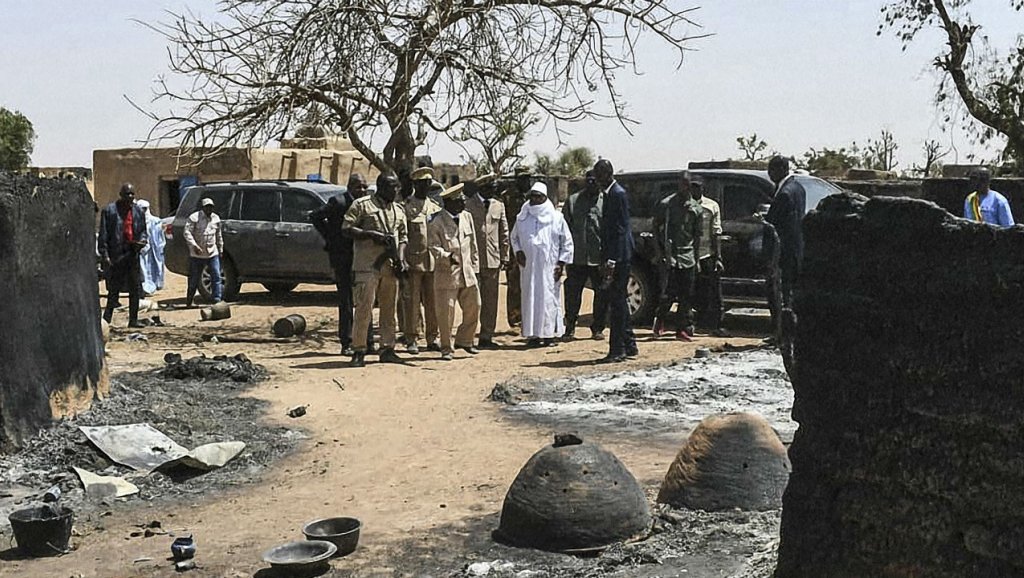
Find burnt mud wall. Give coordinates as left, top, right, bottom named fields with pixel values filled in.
left=775, top=193, right=1024, bottom=577
left=0, top=173, right=107, bottom=450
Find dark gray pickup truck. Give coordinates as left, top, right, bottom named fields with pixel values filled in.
left=615, top=169, right=842, bottom=323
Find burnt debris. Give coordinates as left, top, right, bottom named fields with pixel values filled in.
left=161, top=353, right=267, bottom=382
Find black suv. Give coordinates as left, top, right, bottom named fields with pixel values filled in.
left=165, top=180, right=346, bottom=300
left=616, top=169, right=843, bottom=323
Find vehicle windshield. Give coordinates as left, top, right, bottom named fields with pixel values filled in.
left=796, top=176, right=844, bottom=214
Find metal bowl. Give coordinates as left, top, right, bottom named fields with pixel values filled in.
left=261, top=539, right=336, bottom=571
left=302, top=517, right=361, bottom=557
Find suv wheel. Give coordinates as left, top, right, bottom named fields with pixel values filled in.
left=199, top=256, right=241, bottom=302
left=263, top=282, right=298, bottom=295
left=627, top=265, right=657, bottom=326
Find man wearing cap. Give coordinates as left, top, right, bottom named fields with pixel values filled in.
left=964, top=167, right=1014, bottom=227
left=561, top=170, right=608, bottom=341
left=465, top=173, right=510, bottom=349
left=503, top=167, right=533, bottom=327
left=510, top=182, right=574, bottom=347
left=653, top=171, right=703, bottom=341
left=98, top=183, right=149, bottom=327
left=400, top=166, right=443, bottom=354
left=342, top=172, right=409, bottom=367
left=428, top=183, right=481, bottom=360
left=183, top=196, right=224, bottom=307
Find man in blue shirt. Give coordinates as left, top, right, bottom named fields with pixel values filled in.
left=964, top=167, right=1014, bottom=227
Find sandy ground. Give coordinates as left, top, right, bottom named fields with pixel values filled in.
left=1, top=272, right=760, bottom=578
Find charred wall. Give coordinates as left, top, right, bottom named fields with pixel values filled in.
left=775, top=193, right=1024, bottom=577
left=0, top=174, right=107, bottom=450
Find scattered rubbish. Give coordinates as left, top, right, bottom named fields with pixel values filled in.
left=262, top=540, right=336, bottom=573
left=171, top=534, right=197, bottom=561
left=79, top=423, right=245, bottom=473
left=302, top=517, right=361, bottom=557
left=272, top=314, right=307, bottom=338
left=200, top=301, right=231, bottom=321
left=8, top=505, right=74, bottom=557
left=175, top=559, right=197, bottom=572
left=467, top=561, right=492, bottom=576
left=287, top=405, right=308, bottom=418
left=496, top=434, right=651, bottom=553
left=202, top=334, right=299, bottom=344
left=133, top=557, right=154, bottom=564
left=161, top=353, right=267, bottom=382
left=79, top=424, right=189, bottom=472
left=332, top=378, right=345, bottom=391
left=694, top=347, right=711, bottom=358
left=488, top=382, right=524, bottom=405
left=42, top=485, right=61, bottom=503
left=73, top=467, right=140, bottom=499
left=124, top=333, right=148, bottom=343
left=162, top=441, right=246, bottom=472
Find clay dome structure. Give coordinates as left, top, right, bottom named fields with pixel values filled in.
left=495, top=433, right=651, bottom=553
left=657, top=412, right=790, bottom=511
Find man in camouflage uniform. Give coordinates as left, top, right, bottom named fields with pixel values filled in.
left=342, top=172, right=409, bottom=367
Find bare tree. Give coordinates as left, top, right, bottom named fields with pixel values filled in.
left=881, top=0, right=1024, bottom=167
left=452, top=89, right=537, bottom=175
left=138, top=0, right=705, bottom=173
left=863, top=129, right=900, bottom=172
left=912, top=139, right=949, bottom=177
left=736, top=133, right=769, bottom=161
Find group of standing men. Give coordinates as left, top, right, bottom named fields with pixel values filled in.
left=313, top=159, right=644, bottom=366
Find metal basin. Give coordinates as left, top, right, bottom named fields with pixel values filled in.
left=261, top=540, right=336, bottom=572
left=302, top=517, right=361, bottom=557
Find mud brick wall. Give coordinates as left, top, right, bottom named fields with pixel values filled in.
left=923, top=177, right=1024, bottom=222
left=0, top=173, right=107, bottom=450
left=775, top=193, right=1024, bottom=578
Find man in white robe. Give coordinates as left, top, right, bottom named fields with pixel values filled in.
left=510, top=182, right=574, bottom=347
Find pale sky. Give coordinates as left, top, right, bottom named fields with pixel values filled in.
left=2, top=1, right=1021, bottom=172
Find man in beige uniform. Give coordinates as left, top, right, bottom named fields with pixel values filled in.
left=401, top=166, right=443, bottom=354
left=342, top=172, right=409, bottom=367
left=429, top=183, right=481, bottom=361
left=464, top=173, right=509, bottom=349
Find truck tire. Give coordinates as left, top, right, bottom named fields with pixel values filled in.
left=627, top=264, right=658, bottom=326
left=198, top=256, right=241, bottom=302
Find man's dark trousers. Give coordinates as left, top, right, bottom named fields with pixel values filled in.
left=103, top=255, right=142, bottom=325
left=656, top=265, right=696, bottom=332
left=564, top=265, right=608, bottom=334
left=608, top=262, right=637, bottom=356
left=695, top=258, right=723, bottom=330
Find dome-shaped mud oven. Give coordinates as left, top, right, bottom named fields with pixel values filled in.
left=657, top=412, right=790, bottom=511
left=496, top=434, right=651, bottom=552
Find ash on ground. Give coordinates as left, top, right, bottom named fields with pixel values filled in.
left=447, top=348, right=794, bottom=578
left=492, top=348, right=795, bottom=445
left=0, top=354, right=300, bottom=541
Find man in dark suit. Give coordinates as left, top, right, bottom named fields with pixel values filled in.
left=311, top=173, right=374, bottom=355
left=595, top=159, right=638, bottom=363
left=98, top=183, right=148, bottom=327
left=765, top=156, right=807, bottom=309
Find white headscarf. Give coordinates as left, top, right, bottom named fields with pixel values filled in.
left=518, top=182, right=557, bottom=224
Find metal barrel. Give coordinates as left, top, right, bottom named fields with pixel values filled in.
left=272, top=314, right=307, bottom=337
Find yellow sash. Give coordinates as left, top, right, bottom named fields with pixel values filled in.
left=968, top=192, right=983, bottom=222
